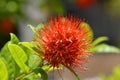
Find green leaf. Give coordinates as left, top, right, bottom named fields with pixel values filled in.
left=19, top=42, right=36, bottom=53
left=92, top=36, right=108, bottom=46
left=113, top=67, right=120, bottom=79
left=28, top=54, right=42, bottom=69
left=8, top=44, right=29, bottom=73
left=36, top=24, right=44, bottom=30
left=10, top=33, right=19, bottom=44
left=28, top=24, right=36, bottom=33
left=0, top=42, right=20, bottom=79
left=0, top=58, right=8, bottom=80
left=19, top=42, right=43, bottom=69
left=28, top=24, right=44, bottom=37
left=80, top=22, right=93, bottom=42
left=90, top=44, right=120, bottom=53
left=33, top=67, right=48, bottom=80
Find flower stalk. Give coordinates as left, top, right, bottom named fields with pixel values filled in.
left=15, top=71, right=34, bottom=80
left=65, top=65, right=80, bottom=80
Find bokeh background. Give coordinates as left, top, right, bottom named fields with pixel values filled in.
left=1, top=0, right=120, bottom=48
left=0, top=0, right=120, bottom=80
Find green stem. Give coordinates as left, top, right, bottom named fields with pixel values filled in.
left=15, top=71, right=34, bottom=80
left=65, top=66, right=80, bottom=80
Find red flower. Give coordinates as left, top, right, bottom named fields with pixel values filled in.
left=76, top=0, right=97, bottom=9
left=34, top=16, right=92, bottom=70
left=0, top=18, right=15, bottom=35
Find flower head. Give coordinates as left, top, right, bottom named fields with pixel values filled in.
left=34, top=16, right=93, bottom=69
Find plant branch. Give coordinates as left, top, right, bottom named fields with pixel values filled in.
left=65, top=66, right=80, bottom=80
left=15, top=70, right=34, bottom=80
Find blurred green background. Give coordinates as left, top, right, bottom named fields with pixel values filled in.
left=0, top=0, right=120, bottom=48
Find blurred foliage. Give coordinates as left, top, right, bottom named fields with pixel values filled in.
left=40, top=0, right=66, bottom=16
left=91, top=43, right=120, bottom=53
left=101, top=66, right=120, bottom=80
left=90, top=36, right=120, bottom=53
left=0, top=0, right=26, bottom=48
left=104, top=0, right=120, bottom=18
left=0, top=0, right=25, bottom=19
left=0, top=32, right=50, bottom=80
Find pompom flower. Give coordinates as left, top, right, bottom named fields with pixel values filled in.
left=34, top=16, right=93, bottom=70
